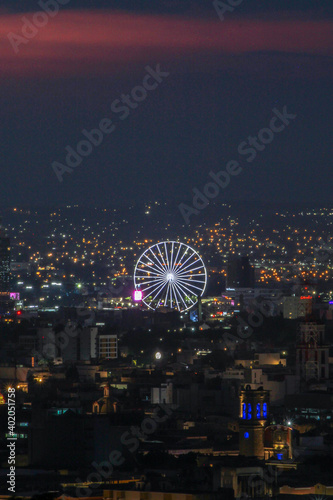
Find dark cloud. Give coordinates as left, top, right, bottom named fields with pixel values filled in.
left=1, top=11, right=332, bottom=78
left=2, top=0, right=333, bottom=17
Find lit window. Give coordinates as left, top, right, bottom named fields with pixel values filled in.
left=247, top=403, right=252, bottom=420
left=277, top=453, right=283, bottom=460
left=242, top=403, right=246, bottom=419
left=256, top=403, right=261, bottom=419
left=263, top=402, right=267, bottom=418
left=244, top=432, right=249, bottom=439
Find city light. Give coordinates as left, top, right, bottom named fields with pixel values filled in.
left=0, top=2, right=331, bottom=494
left=134, top=290, right=143, bottom=301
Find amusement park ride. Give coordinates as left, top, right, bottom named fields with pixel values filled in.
left=134, top=241, right=207, bottom=313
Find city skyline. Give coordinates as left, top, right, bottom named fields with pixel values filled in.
left=1, top=1, right=333, bottom=498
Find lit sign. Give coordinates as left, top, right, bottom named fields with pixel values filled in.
left=300, top=296, right=312, bottom=300
left=10, top=293, right=20, bottom=300
left=134, top=290, right=143, bottom=301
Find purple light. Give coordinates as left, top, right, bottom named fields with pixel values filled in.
left=10, top=292, right=20, bottom=300
left=329, top=301, right=333, bottom=305
left=134, top=290, right=143, bottom=301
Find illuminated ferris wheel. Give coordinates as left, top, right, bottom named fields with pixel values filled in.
left=134, top=241, right=207, bottom=312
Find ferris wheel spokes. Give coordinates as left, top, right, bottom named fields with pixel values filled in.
left=176, top=260, right=202, bottom=276
left=173, top=281, right=196, bottom=306
left=147, top=250, right=165, bottom=274
left=134, top=241, right=207, bottom=312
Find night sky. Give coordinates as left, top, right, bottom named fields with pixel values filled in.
left=0, top=0, right=332, bottom=209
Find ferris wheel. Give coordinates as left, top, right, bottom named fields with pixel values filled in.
left=134, top=241, right=207, bottom=312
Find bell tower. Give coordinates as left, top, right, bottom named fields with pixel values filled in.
left=296, top=321, right=329, bottom=382
left=239, top=386, right=269, bottom=459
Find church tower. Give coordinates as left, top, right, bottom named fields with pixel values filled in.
left=296, top=321, right=329, bottom=382
left=239, top=386, right=269, bottom=459
left=92, top=383, right=119, bottom=414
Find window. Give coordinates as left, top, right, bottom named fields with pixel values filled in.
left=277, top=453, right=283, bottom=460
left=244, top=432, right=249, bottom=439
left=256, top=403, right=261, bottom=419
left=247, top=403, right=252, bottom=420
left=242, top=403, right=246, bottom=419
left=56, top=409, right=68, bottom=415
left=263, top=402, right=267, bottom=418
